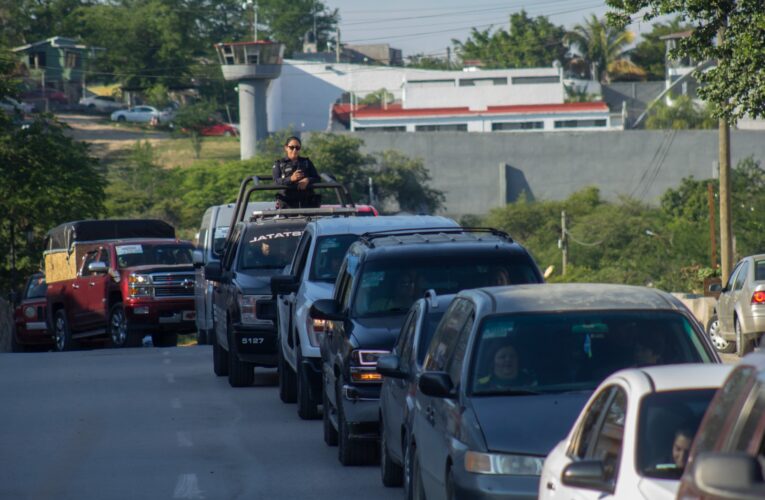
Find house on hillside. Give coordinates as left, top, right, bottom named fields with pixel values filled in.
left=12, top=36, right=102, bottom=103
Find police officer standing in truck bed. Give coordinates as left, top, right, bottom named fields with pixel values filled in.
left=272, top=136, right=321, bottom=208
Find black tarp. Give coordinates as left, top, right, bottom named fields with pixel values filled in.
left=45, top=219, right=175, bottom=252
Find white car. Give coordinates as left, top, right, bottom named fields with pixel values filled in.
left=0, top=97, right=35, bottom=114
left=111, top=105, right=173, bottom=124
left=540, top=364, right=731, bottom=500
left=78, top=95, right=125, bottom=112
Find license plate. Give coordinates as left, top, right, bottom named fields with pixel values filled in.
left=182, top=310, right=196, bottom=321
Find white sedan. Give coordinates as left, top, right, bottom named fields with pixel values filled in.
left=79, top=95, right=125, bottom=112
left=111, top=105, right=173, bottom=124
left=539, top=364, right=731, bottom=500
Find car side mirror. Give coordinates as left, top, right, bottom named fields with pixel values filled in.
left=271, top=274, right=300, bottom=295
left=561, top=460, right=614, bottom=493
left=418, top=372, right=455, bottom=398
left=709, top=283, right=722, bottom=293
left=88, top=261, right=108, bottom=274
left=692, top=452, right=765, bottom=499
left=204, top=262, right=222, bottom=282
left=192, top=249, right=204, bottom=268
left=309, top=299, right=345, bottom=321
left=377, top=354, right=407, bottom=379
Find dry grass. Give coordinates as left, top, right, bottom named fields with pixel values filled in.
left=153, top=136, right=242, bottom=168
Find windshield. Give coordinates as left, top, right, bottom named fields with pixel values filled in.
left=309, top=235, right=359, bottom=282
left=25, top=275, right=47, bottom=299
left=470, top=311, right=712, bottom=396
left=417, top=310, right=446, bottom=365
left=238, top=228, right=302, bottom=270
left=637, top=389, right=717, bottom=479
left=116, top=244, right=193, bottom=268
left=353, top=256, right=539, bottom=317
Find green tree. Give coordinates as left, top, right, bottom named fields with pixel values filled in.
left=358, top=89, right=394, bottom=106
left=454, top=10, right=567, bottom=69
left=630, top=17, right=692, bottom=81
left=0, top=117, right=105, bottom=291
left=405, top=54, right=453, bottom=70
left=371, top=150, right=444, bottom=213
left=173, top=100, right=219, bottom=159
left=565, top=14, right=635, bottom=82
left=645, top=95, right=716, bottom=129
left=257, top=0, right=338, bottom=56
left=607, top=0, right=765, bottom=122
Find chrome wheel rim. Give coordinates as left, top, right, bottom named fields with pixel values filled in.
left=708, top=318, right=730, bottom=351
left=111, top=308, right=127, bottom=345
left=54, top=316, right=66, bottom=351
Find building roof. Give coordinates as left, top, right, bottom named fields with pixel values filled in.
left=13, top=36, right=93, bottom=53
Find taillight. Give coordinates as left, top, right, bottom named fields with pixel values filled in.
left=752, top=291, right=765, bottom=304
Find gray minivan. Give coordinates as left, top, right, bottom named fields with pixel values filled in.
left=194, top=202, right=273, bottom=344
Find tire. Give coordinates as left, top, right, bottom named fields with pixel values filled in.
left=117, top=115, right=126, bottom=122
left=736, top=317, right=755, bottom=357
left=227, top=329, right=254, bottom=387
left=337, top=380, right=378, bottom=465
left=380, top=415, right=404, bottom=487
left=404, top=441, right=415, bottom=500
left=53, top=310, right=77, bottom=352
left=197, top=329, right=208, bottom=345
left=212, top=333, right=228, bottom=376
left=108, top=304, right=129, bottom=347
left=446, top=467, right=456, bottom=500
left=411, top=447, right=426, bottom=500
left=707, top=314, right=734, bottom=353
left=323, top=381, right=338, bottom=446
left=297, top=351, right=320, bottom=419
left=278, top=346, right=297, bottom=403
left=153, top=333, right=178, bottom=348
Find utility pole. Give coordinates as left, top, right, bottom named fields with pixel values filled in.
left=560, top=211, right=568, bottom=276
left=335, top=28, right=341, bottom=63
left=718, top=25, right=733, bottom=283
left=243, top=1, right=257, bottom=41
left=446, top=47, right=451, bottom=70
left=707, top=182, right=717, bottom=269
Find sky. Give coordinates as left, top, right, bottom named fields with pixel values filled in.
left=325, top=0, right=656, bottom=58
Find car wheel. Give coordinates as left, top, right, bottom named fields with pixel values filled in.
left=736, top=317, right=755, bottom=357
left=323, top=380, right=338, bottom=446
left=337, top=380, right=378, bottom=465
left=223, top=131, right=233, bottom=137
left=446, top=467, right=456, bottom=500
left=380, top=415, right=404, bottom=487
left=278, top=346, right=298, bottom=403
left=53, top=310, right=77, bottom=352
left=404, top=440, right=415, bottom=500
left=197, top=329, right=208, bottom=345
left=227, top=327, right=254, bottom=387
left=108, top=304, right=129, bottom=347
left=152, top=333, right=178, bottom=348
left=707, top=314, right=734, bottom=353
left=297, top=350, right=320, bottom=419
left=117, top=115, right=126, bottom=122
left=212, top=333, right=228, bottom=376
left=411, top=447, right=426, bottom=500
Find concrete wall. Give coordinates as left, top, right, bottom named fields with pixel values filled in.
left=344, top=129, right=765, bottom=217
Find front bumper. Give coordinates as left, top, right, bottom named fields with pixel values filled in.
left=231, top=323, right=278, bottom=367
left=340, top=383, right=382, bottom=439
left=452, top=465, right=540, bottom=500
left=125, top=299, right=196, bottom=334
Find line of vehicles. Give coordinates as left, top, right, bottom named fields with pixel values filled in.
left=10, top=173, right=765, bottom=499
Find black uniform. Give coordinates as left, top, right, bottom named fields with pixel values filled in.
left=272, top=156, right=322, bottom=208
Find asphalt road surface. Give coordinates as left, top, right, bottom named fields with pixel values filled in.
left=0, top=345, right=399, bottom=500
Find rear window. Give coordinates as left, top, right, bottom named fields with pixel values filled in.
left=116, top=244, right=193, bottom=268
left=25, top=276, right=47, bottom=299
left=309, top=235, right=359, bottom=282
left=755, top=260, right=765, bottom=281
left=637, top=389, right=717, bottom=480
left=353, top=255, right=540, bottom=317
left=469, top=311, right=712, bottom=396
left=238, top=228, right=302, bottom=270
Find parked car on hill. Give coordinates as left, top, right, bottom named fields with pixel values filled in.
left=407, top=283, right=720, bottom=500
left=708, top=253, right=765, bottom=356
left=0, top=96, right=35, bottom=115
left=272, top=215, right=453, bottom=420
left=540, top=364, right=731, bottom=500
left=12, top=273, right=53, bottom=352
left=200, top=122, right=238, bottom=136
left=677, top=352, right=765, bottom=500
left=311, top=227, right=544, bottom=466
left=111, top=105, right=173, bottom=124
left=21, top=88, right=68, bottom=105
left=79, top=95, right=125, bottom=112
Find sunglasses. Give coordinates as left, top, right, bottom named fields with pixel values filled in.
left=287, top=145, right=301, bottom=150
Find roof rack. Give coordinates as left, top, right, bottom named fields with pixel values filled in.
left=248, top=206, right=359, bottom=221
left=358, top=227, right=512, bottom=247
left=224, top=172, right=355, bottom=250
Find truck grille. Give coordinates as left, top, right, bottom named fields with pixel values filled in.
left=151, top=273, right=195, bottom=298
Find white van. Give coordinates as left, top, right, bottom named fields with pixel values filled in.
left=193, top=201, right=274, bottom=343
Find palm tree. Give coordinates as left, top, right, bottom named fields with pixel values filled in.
left=565, top=14, right=635, bottom=83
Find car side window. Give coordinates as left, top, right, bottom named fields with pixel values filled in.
left=571, top=387, right=614, bottom=459
left=589, top=388, right=627, bottom=483
left=293, top=235, right=313, bottom=279
left=445, top=311, right=475, bottom=387
left=726, top=262, right=742, bottom=290
left=397, top=307, right=419, bottom=365
left=424, top=298, right=472, bottom=372
left=730, top=373, right=765, bottom=451
left=694, top=366, right=755, bottom=453
left=80, top=250, right=99, bottom=277
left=337, top=266, right=354, bottom=313
left=734, top=261, right=749, bottom=291
left=222, top=226, right=242, bottom=270
left=99, top=248, right=110, bottom=267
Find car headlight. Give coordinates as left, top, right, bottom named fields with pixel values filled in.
left=128, top=273, right=151, bottom=284
left=464, top=451, right=544, bottom=476
left=349, top=349, right=389, bottom=383
left=238, top=295, right=260, bottom=325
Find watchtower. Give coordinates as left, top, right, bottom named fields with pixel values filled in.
left=215, top=41, right=285, bottom=159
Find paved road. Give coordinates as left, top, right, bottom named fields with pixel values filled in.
left=0, top=346, right=398, bottom=500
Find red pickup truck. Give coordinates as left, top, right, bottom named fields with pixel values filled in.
left=44, top=220, right=196, bottom=350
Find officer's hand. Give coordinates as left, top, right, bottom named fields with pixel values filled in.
left=290, top=170, right=305, bottom=182
left=297, top=178, right=310, bottom=190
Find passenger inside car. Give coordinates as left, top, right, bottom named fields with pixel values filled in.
left=474, top=341, right=537, bottom=392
